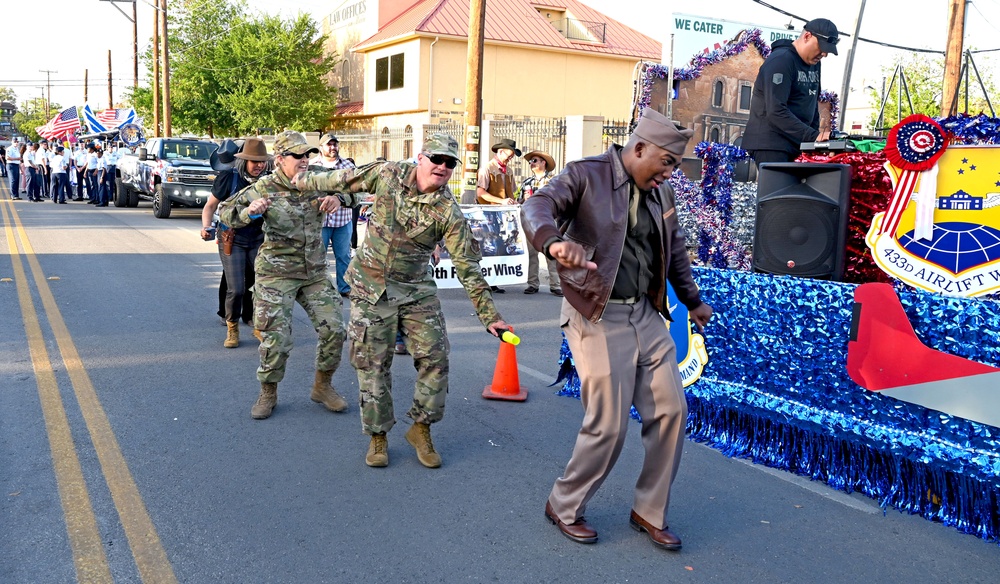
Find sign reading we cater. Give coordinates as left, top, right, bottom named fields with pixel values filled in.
left=867, top=144, right=1000, bottom=297
left=671, top=13, right=791, bottom=68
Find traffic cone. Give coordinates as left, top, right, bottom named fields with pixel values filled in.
left=482, top=328, right=527, bottom=402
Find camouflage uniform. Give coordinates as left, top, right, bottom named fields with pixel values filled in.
left=295, top=134, right=502, bottom=435
left=218, top=136, right=345, bottom=385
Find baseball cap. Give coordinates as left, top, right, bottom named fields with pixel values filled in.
left=319, top=132, right=339, bottom=146
left=273, top=131, right=319, bottom=156
left=804, top=18, right=840, bottom=55
left=422, top=133, right=460, bottom=160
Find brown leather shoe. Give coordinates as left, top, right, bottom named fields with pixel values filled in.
left=629, top=510, right=681, bottom=550
left=545, top=501, right=597, bottom=544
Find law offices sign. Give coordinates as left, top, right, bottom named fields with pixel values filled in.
left=670, top=13, right=793, bottom=67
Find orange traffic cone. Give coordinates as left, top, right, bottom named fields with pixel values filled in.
left=482, top=328, right=527, bottom=401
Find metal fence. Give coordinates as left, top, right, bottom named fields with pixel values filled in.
left=602, top=119, right=631, bottom=151
left=332, top=126, right=416, bottom=167
left=488, top=116, right=566, bottom=188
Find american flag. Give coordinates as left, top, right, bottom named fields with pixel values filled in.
left=96, top=108, right=136, bottom=129
left=36, top=106, right=80, bottom=140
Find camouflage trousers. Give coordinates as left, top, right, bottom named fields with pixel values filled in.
left=253, top=274, right=345, bottom=384
left=348, top=294, right=450, bottom=435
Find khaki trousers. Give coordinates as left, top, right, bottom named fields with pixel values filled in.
left=548, top=297, right=687, bottom=530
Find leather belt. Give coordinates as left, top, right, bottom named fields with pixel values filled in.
left=606, top=295, right=643, bottom=305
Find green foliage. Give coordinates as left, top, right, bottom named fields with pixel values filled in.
left=868, top=53, right=998, bottom=131
left=0, top=86, right=17, bottom=103
left=137, top=0, right=338, bottom=137
left=11, top=98, right=58, bottom=142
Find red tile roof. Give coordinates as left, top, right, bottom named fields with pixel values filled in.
left=334, top=102, right=366, bottom=116
left=353, top=0, right=660, bottom=60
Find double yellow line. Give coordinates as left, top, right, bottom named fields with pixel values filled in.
left=1, top=190, right=177, bottom=583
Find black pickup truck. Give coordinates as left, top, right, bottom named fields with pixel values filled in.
left=115, top=137, right=219, bottom=218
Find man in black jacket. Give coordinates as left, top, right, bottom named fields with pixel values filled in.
left=742, top=18, right=840, bottom=166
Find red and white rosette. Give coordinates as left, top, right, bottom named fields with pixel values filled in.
left=880, top=114, right=949, bottom=237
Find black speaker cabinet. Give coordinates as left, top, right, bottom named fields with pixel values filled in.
left=753, top=163, right=852, bottom=280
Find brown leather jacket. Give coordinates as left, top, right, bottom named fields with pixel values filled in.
left=520, top=145, right=702, bottom=323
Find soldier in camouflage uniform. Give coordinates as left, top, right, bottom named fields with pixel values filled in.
left=292, top=133, right=510, bottom=468
left=218, top=131, right=351, bottom=420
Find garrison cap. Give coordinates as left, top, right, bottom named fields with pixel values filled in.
left=632, top=107, right=693, bottom=158
left=422, top=133, right=460, bottom=160
left=274, top=131, right=319, bottom=156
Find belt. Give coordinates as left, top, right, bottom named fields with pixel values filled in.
left=606, top=295, right=643, bottom=305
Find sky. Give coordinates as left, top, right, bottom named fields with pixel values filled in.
left=4, top=0, right=1000, bottom=116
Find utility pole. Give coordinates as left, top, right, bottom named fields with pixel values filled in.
left=942, top=0, right=967, bottom=116
left=460, top=0, right=486, bottom=204
left=160, top=0, right=172, bottom=137
left=153, top=6, right=161, bottom=136
left=838, top=0, right=866, bottom=132
left=108, top=50, right=114, bottom=109
left=39, top=69, right=57, bottom=118
left=84, top=69, right=89, bottom=104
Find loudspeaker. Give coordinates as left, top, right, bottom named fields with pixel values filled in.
left=753, top=163, right=852, bottom=280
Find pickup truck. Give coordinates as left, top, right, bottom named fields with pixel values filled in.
left=115, top=137, right=219, bottom=218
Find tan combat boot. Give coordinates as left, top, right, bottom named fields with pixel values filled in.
left=224, top=321, right=240, bottom=348
left=251, top=382, right=277, bottom=419
left=405, top=422, right=442, bottom=468
left=366, top=433, right=388, bottom=467
left=310, top=370, right=348, bottom=412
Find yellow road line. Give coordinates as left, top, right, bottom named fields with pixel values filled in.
left=3, top=190, right=179, bottom=583
left=0, top=198, right=113, bottom=582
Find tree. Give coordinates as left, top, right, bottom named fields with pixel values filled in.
left=12, top=98, right=59, bottom=142
left=134, top=0, right=338, bottom=137
left=0, top=86, right=17, bottom=103
left=868, top=52, right=997, bottom=131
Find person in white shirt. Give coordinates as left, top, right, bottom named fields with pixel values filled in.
left=51, top=145, right=70, bottom=204
left=36, top=142, right=51, bottom=199
left=73, top=144, right=88, bottom=200
left=24, top=144, right=41, bottom=202
left=86, top=145, right=99, bottom=203
left=7, top=138, right=22, bottom=199
left=103, top=145, right=119, bottom=201
left=94, top=148, right=109, bottom=206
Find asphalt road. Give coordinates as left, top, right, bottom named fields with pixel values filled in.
left=1, top=182, right=998, bottom=583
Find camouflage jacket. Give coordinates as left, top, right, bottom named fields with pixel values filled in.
left=297, top=161, right=502, bottom=327
left=217, top=168, right=329, bottom=281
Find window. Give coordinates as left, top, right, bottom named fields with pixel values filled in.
left=738, top=83, right=752, bottom=111
left=375, top=53, right=405, bottom=92
left=710, top=127, right=721, bottom=143
left=403, top=125, right=413, bottom=160
left=713, top=80, right=724, bottom=108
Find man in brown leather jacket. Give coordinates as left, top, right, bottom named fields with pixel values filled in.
left=522, top=107, right=713, bottom=551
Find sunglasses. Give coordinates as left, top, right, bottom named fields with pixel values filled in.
left=426, top=154, right=458, bottom=169
left=808, top=30, right=839, bottom=46
left=282, top=151, right=310, bottom=159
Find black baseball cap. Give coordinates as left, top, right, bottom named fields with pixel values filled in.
left=804, top=18, right=839, bottom=55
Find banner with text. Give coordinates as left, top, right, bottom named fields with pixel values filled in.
left=671, top=13, right=791, bottom=68
left=435, top=205, right=528, bottom=289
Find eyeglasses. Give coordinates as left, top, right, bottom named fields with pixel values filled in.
left=808, top=30, right=839, bottom=46
left=426, top=154, right=458, bottom=169
left=282, top=151, right=309, bottom=159
left=528, top=158, right=541, bottom=164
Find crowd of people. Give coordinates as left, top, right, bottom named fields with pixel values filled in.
left=3, top=137, right=124, bottom=205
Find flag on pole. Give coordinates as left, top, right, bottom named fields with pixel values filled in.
left=96, top=108, right=136, bottom=130
left=36, top=106, right=80, bottom=140
left=82, top=104, right=108, bottom=133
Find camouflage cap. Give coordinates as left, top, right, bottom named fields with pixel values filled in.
left=274, top=130, right=319, bottom=156
left=422, top=132, right=460, bottom=160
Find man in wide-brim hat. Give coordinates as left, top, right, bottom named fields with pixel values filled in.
left=476, top=138, right=521, bottom=206
left=517, top=149, right=560, bottom=296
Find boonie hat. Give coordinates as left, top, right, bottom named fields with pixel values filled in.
left=319, top=132, right=339, bottom=146
left=274, top=131, right=319, bottom=156
left=804, top=18, right=840, bottom=55
left=422, top=133, right=460, bottom=160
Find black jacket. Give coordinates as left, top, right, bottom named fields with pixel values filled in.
left=741, top=39, right=822, bottom=154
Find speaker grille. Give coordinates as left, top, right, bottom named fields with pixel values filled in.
left=755, top=198, right=839, bottom=275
